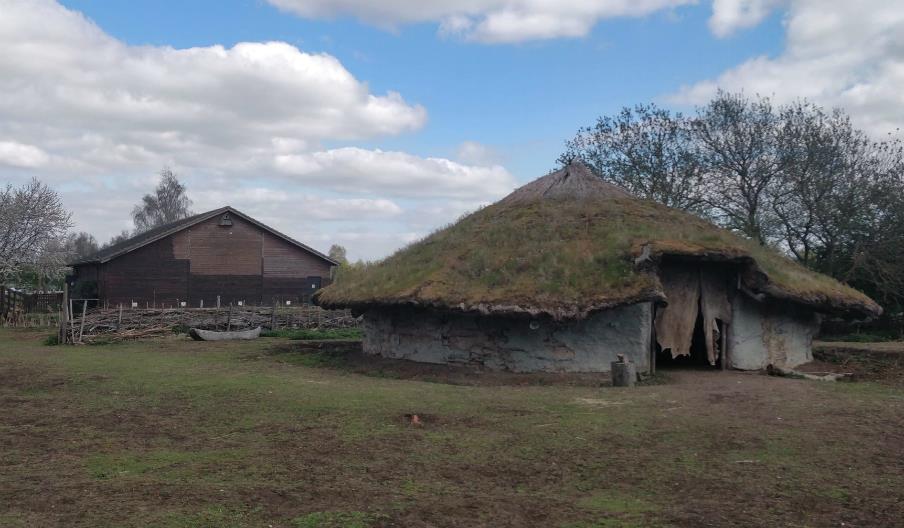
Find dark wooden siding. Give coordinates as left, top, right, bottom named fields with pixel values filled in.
left=83, top=212, right=333, bottom=306
left=187, top=215, right=263, bottom=276
left=101, top=237, right=189, bottom=306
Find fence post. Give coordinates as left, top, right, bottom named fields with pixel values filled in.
left=78, top=300, right=87, bottom=343
left=59, top=284, right=68, bottom=344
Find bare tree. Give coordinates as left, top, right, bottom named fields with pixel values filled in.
left=560, top=104, right=704, bottom=212
left=770, top=104, right=863, bottom=264
left=560, top=91, right=904, bottom=317
left=693, top=91, right=786, bottom=244
left=103, top=230, right=132, bottom=248
left=0, top=179, right=72, bottom=282
left=65, top=231, right=100, bottom=262
left=132, top=167, right=193, bottom=233
left=328, top=244, right=349, bottom=265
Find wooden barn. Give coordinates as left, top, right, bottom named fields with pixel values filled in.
left=69, top=207, right=337, bottom=307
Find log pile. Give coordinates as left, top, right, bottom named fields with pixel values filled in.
left=64, top=305, right=360, bottom=344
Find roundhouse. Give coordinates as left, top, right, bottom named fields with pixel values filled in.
left=317, top=162, right=880, bottom=373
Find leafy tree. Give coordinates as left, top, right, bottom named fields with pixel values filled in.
left=0, top=179, right=72, bottom=283
left=560, top=104, right=704, bottom=212
left=328, top=244, right=349, bottom=265
left=132, top=167, right=193, bottom=233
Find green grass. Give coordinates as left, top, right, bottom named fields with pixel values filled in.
left=261, top=327, right=363, bottom=340
left=291, top=511, right=385, bottom=528
left=0, top=328, right=902, bottom=527
left=818, top=332, right=902, bottom=343
left=320, top=181, right=877, bottom=318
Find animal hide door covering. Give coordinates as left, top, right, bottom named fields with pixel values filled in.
left=700, top=270, right=733, bottom=365
left=654, top=266, right=700, bottom=359
left=655, top=266, right=732, bottom=364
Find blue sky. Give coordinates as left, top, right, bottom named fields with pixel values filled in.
left=2, top=1, right=900, bottom=260
left=61, top=0, right=783, bottom=178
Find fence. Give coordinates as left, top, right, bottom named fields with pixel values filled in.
left=1, top=287, right=64, bottom=327
left=62, top=304, right=360, bottom=344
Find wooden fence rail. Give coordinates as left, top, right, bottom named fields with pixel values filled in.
left=63, top=305, right=361, bottom=344
left=1, top=287, right=64, bottom=327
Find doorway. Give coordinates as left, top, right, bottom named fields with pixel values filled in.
left=655, top=307, right=727, bottom=369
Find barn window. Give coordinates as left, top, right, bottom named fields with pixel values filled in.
left=218, top=212, right=233, bottom=226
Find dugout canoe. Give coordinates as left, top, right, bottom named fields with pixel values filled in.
left=189, top=326, right=261, bottom=341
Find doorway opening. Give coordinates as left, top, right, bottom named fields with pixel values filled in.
left=654, top=303, right=727, bottom=370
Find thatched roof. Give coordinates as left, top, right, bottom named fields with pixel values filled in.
left=317, top=162, right=880, bottom=319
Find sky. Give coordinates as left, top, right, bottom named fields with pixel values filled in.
left=2, top=0, right=903, bottom=261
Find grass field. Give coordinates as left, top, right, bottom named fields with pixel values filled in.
left=1, top=329, right=902, bottom=527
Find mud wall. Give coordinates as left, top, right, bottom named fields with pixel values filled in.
left=362, top=303, right=652, bottom=373
left=730, top=295, right=819, bottom=370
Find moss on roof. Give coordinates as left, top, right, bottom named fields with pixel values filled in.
left=317, top=162, right=880, bottom=319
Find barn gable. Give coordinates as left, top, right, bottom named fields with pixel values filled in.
left=70, top=207, right=336, bottom=306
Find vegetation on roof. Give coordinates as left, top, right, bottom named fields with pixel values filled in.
left=317, top=164, right=880, bottom=319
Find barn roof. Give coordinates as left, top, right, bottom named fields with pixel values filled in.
left=316, top=161, right=880, bottom=320
left=71, top=206, right=338, bottom=266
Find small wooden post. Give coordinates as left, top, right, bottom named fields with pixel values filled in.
left=78, top=300, right=87, bottom=343
left=611, top=354, right=636, bottom=387
left=721, top=323, right=730, bottom=371
left=216, top=295, right=221, bottom=309
left=649, top=305, right=657, bottom=376
left=226, top=303, right=232, bottom=331
left=59, top=283, right=69, bottom=344
left=118, top=303, right=123, bottom=331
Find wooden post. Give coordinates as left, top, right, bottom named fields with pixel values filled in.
left=216, top=295, right=221, bottom=309
left=117, top=303, right=123, bottom=331
left=78, top=300, right=87, bottom=343
left=226, top=303, right=232, bottom=331
left=649, top=305, right=657, bottom=376
left=59, top=283, right=69, bottom=344
left=721, top=322, right=730, bottom=370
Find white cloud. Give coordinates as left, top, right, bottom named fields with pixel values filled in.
left=0, top=0, right=515, bottom=260
left=455, top=140, right=502, bottom=166
left=709, top=0, right=784, bottom=37
left=191, top=188, right=404, bottom=221
left=0, top=0, right=426, bottom=175
left=0, top=141, right=50, bottom=168
left=274, top=147, right=517, bottom=199
left=673, top=0, right=904, bottom=136
left=267, top=0, right=696, bottom=43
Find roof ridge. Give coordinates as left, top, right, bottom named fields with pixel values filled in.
left=70, top=206, right=336, bottom=266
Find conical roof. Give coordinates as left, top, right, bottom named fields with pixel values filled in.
left=317, top=162, right=880, bottom=319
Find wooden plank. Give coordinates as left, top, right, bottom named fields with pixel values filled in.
left=721, top=322, right=730, bottom=370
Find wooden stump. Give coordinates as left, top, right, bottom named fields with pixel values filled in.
left=611, top=354, right=636, bottom=387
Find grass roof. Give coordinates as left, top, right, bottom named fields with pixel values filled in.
left=317, top=162, right=880, bottom=320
